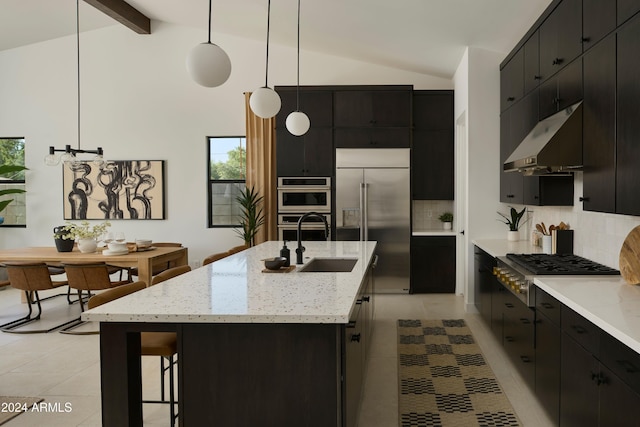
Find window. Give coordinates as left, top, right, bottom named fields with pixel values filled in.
left=208, top=136, right=246, bottom=227
left=0, top=138, right=26, bottom=227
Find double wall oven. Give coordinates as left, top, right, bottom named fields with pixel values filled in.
left=277, top=177, right=331, bottom=242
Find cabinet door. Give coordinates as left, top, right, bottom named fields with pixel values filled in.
left=560, top=334, right=599, bottom=427
left=410, top=236, right=455, bottom=294
left=617, top=15, right=640, bottom=215
left=334, top=128, right=411, bottom=148
left=535, top=312, right=561, bottom=425
left=490, top=281, right=506, bottom=340
left=276, top=128, right=333, bottom=177
left=344, top=318, right=363, bottom=427
left=502, top=293, right=535, bottom=387
left=500, top=109, right=523, bottom=204
left=412, top=129, right=454, bottom=200
left=371, top=91, right=412, bottom=126
left=523, top=31, right=541, bottom=94
left=474, top=247, right=496, bottom=326
left=500, top=49, right=524, bottom=112
left=582, top=35, right=616, bottom=213
left=618, top=0, right=640, bottom=25
left=583, top=0, right=616, bottom=51
left=334, top=90, right=411, bottom=127
left=539, top=58, right=583, bottom=119
left=539, top=0, right=582, bottom=81
left=413, top=91, right=454, bottom=130
left=276, top=90, right=333, bottom=129
left=599, top=365, right=640, bottom=427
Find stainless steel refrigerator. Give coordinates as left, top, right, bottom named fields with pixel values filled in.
left=336, top=148, right=410, bottom=293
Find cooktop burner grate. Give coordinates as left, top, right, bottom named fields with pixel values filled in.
left=505, top=253, right=620, bottom=275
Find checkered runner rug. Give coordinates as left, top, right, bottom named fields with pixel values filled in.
left=398, top=319, right=520, bottom=427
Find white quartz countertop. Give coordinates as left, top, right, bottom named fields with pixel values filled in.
left=533, top=276, right=640, bottom=354
left=472, top=238, right=543, bottom=258
left=82, top=240, right=377, bottom=324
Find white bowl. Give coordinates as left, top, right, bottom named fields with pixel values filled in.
left=108, top=242, right=127, bottom=252
left=136, top=239, right=152, bottom=248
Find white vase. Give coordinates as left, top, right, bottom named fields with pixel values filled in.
left=77, top=238, right=98, bottom=253
left=443, top=222, right=452, bottom=230
left=507, top=230, right=520, bottom=241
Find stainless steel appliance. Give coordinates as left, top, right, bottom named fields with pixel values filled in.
left=277, top=212, right=331, bottom=242
left=494, top=253, right=619, bottom=306
left=336, top=148, right=410, bottom=293
left=277, top=177, right=331, bottom=213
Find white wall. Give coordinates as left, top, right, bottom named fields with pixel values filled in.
left=0, top=22, right=452, bottom=265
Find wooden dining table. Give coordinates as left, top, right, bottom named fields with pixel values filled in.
left=0, top=246, right=188, bottom=287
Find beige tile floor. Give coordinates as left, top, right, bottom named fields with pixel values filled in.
left=0, top=287, right=553, bottom=426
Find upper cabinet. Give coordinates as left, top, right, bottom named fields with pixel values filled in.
left=618, top=0, right=640, bottom=25
left=500, top=49, right=524, bottom=112
left=582, top=0, right=616, bottom=51
left=523, top=31, right=541, bottom=94
left=539, top=0, right=582, bottom=81
left=538, top=57, right=583, bottom=119
left=333, top=87, right=412, bottom=148
left=412, top=91, right=454, bottom=200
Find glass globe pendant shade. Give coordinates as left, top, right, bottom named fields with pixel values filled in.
left=286, top=111, right=310, bottom=136
left=186, top=42, right=232, bottom=88
left=250, top=87, right=282, bottom=118
left=44, top=154, right=61, bottom=166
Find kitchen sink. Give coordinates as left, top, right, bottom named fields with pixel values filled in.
left=299, top=257, right=358, bottom=273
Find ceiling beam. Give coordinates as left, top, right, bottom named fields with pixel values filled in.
left=83, top=0, right=151, bottom=34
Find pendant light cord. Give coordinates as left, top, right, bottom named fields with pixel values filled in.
left=76, top=0, right=81, bottom=150
left=264, top=0, right=271, bottom=87
left=207, top=0, right=212, bottom=43
left=296, top=0, right=300, bottom=110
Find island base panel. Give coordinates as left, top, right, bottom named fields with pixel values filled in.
left=180, top=323, right=342, bottom=426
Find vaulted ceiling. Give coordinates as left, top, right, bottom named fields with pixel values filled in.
left=0, top=0, right=552, bottom=78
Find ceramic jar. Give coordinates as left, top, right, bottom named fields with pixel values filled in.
left=77, top=238, right=98, bottom=253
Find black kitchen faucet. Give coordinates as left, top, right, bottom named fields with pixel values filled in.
left=296, top=212, right=329, bottom=264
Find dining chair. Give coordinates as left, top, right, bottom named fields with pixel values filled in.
left=60, top=262, right=131, bottom=334
left=151, top=265, right=192, bottom=286
left=0, top=262, right=80, bottom=333
left=87, top=280, right=179, bottom=426
left=202, top=251, right=229, bottom=266
left=227, top=244, right=249, bottom=255
left=127, top=242, right=183, bottom=281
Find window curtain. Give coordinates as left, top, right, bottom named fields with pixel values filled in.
left=244, top=92, right=277, bottom=244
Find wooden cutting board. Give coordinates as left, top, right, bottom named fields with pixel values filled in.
left=619, top=225, right=640, bottom=285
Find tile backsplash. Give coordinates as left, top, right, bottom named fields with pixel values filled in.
left=528, top=173, right=640, bottom=269
left=413, top=200, right=455, bottom=231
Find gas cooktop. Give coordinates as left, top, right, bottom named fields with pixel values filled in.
left=506, top=253, right=620, bottom=276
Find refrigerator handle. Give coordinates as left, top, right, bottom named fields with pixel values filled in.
left=362, top=182, right=369, bottom=241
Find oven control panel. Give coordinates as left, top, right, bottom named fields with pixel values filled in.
left=493, top=263, right=533, bottom=307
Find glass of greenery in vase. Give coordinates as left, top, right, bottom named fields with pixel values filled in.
left=58, top=220, right=111, bottom=253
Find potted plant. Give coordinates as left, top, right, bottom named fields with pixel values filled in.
left=439, top=212, right=453, bottom=230
left=497, top=206, right=528, bottom=241
left=235, top=186, right=265, bottom=247
left=0, top=164, right=27, bottom=225
left=58, top=220, right=111, bottom=253
left=53, top=225, right=75, bottom=252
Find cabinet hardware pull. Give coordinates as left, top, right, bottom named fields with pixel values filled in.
left=534, top=75, right=541, bottom=80
left=505, top=336, right=514, bottom=342
left=356, top=299, right=363, bottom=305
left=507, top=97, right=515, bottom=102
left=520, top=318, right=530, bottom=324
left=505, top=303, right=514, bottom=308
left=618, top=360, right=639, bottom=374
left=372, top=255, right=379, bottom=268
left=346, top=322, right=356, bottom=329
left=571, top=325, right=587, bottom=334
left=579, top=196, right=590, bottom=202
left=541, top=302, right=554, bottom=309
left=520, top=356, right=531, bottom=363
left=362, top=296, right=370, bottom=302
left=581, top=37, right=591, bottom=43
left=552, top=58, right=563, bottom=65
left=351, top=333, right=361, bottom=342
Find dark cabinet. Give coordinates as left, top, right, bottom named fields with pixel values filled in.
left=618, top=0, right=640, bottom=25
left=344, top=305, right=364, bottom=427
left=582, top=0, right=616, bottom=51
left=334, top=89, right=411, bottom=128
left=276, top=88, right=334, bottom=177
left=534, top=287, right=561, bottom=425
left=412, top=91, right=454, bottom=200
left=473, top=246, right=496, bottom=327
left=276, top=128, right=333, bottom=176
left=539, top=56, right=583, bottom=119
left=523, top=31, right=541, bottom=94
left=617, top=15, right=640, bottom=216
left=539, top=0, right=582, bottom=81
left=500, top=49, right=524, bottom=112
left=333, top=88, right=412, bottom=148
left=410, top=236, right=455, bottom=293
left=582, top=35, right=616, bottom=213
left=502, top=292, right=535, bottom=388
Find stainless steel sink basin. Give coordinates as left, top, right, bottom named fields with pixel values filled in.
left=299, top=257, right=358, bottom=273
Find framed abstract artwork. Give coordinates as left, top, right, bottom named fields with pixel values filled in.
left=63, top=160, right=165, bottom=220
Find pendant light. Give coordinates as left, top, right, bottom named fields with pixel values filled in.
left=45, top=0, right=105, bottom=167
left=285, top=0, right=310, bottom=136
left=249, top=0, right=281, bottom=118
left=186, top=0, right=231, bottom=88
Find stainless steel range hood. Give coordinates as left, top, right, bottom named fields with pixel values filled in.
left=504, top=101, right=582, bottom=176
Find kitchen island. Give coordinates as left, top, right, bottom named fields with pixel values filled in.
left=83, top=240, right=377, bottom=427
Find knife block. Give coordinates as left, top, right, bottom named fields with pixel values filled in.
left=554, top=229, right=574, bottom=255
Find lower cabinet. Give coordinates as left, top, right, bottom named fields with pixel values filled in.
left=410, top=236, right=455, bottom=293
left=534, top=287, right=561, bottom=425
left=502, top=292, right=535, bottom=388
left=473, top=246, right=496, bottom=326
